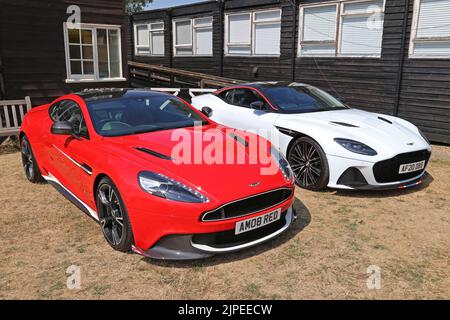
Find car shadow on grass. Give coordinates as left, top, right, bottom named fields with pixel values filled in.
left=143, top=197, right=311, bottom=268
left=330, top=172, right=434, bottom=199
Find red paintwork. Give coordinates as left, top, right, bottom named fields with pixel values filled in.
left=20, top=93, right=294, bottom=251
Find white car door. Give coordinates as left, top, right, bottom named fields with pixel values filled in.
left=208, top=88, right=280, bottom=141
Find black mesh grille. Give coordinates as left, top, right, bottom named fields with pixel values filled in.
left=202, top=188, right=293, bottom=221
left=373, top=149, right=431, bottom=183
left=193, top=211, right=287, bottom=248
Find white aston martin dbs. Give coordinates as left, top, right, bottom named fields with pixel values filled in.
left=192, top=82, right=432, bottom=190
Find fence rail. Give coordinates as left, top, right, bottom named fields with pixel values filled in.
left=0, top=96, right=31, bottom=137
left=129, top=61, right=244, bottom=89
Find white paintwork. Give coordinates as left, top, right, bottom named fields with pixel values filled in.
left=192, top=91, right=432, bottom=190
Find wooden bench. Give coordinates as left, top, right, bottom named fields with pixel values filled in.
left=0, top=96, right=32, bottom=137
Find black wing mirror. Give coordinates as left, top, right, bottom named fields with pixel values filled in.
left=250, top=101, right=265, bottom=110
left=51, top=121, right=74, bottom=135
left=201, top=106, right=213, bottom=118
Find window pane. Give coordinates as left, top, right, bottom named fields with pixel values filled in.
left=176, top=47, right=193, bottom=55
left=151, top=31, right=165, bottom=55
left=70, top=61, right=82, bottom=74
left=413, top=42, right=450, bottom=56
left=303, top=5, right=337, bottom=41
left=69, top=45, right=81, bottom=59
left=97, top=29, right=109, bottom=78
left=136, top=25, right=149, bottom=46
left=150, top=23, right=164, bottom=30
left=301, top=44, right=336, bottom=56
left=83, top=61, right=94, bottom=74
left=81, top=29, right=92, bottom=44
left=343, top=0, right=384, bottom=14
left=228, top=14, right=251, bottom=44
left=108, top=29, right=121, bottom=78
left=195, top=28, right=212, bottom=55
left=195, top=17, right=212, bottom=27
left=228, top=46, right=251, bottom=55
left=254, top=23, right=280, bottom=55
left=416, top=0, right=450, bottom=38
left=68, top=29, right=80, bottom=43
left=137, top=47, right=150, bottom=54
left=175, top=20, right=192, bottom=45
left=82, top=45, right=93, bottom=59
left=340, top=15, right=383, bottom=55
left=255, top=10, right=281, bottom=21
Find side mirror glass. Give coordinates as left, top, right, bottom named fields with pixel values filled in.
left=201, top=106, right=213, bottom=118
left=51, top=121, right=74, bottom=136
left=250, top=101, right=265, bottom=110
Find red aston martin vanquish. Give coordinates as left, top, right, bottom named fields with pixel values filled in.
left=19, top=89, right=295, bottom=260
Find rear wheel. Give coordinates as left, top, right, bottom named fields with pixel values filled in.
left=21, top=136, right=45, bottom=184
left=96, top=177, right=134, bottom=252
left=288, top=137, right=329, bottom=190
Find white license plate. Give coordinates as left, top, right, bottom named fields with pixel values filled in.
left=235, top=208, right=281, bottom=235
left=398, top=160, right=425, bottom=174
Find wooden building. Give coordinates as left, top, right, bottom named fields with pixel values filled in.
left=130, top=0, right=450, bottom=144
left=0, top=0, right=128, bottom=106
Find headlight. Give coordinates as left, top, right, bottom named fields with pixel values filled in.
left=334, top=138, right=377, bottom=156
left=271, top=146, right=294, bottom=182
left=418, top=128, right=429, bottom=144
left=138, top=171, right=209, bottom=203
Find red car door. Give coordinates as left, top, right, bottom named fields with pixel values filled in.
left=49, top=99, right=94, bottom=202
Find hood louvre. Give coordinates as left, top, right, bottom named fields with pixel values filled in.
left=330, top=121, right=359, bottom=128
left=230, top=133, right=249, bottom=147
left=378, top=116, right=392, bottom=124
left=134, top=147, right=172, bottom=160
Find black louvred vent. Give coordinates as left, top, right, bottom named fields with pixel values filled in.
left=378, top=117, right=392, bottom=124
left=135, top=147, right=172, bottom=160
left=330, top=121, right=359, bottom=128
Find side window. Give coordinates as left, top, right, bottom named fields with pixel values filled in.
left=217, top=89, right=234, bottom=104
left=232, top=88, right=268, bottom=109
left=49, top=100, right=89, bottom=139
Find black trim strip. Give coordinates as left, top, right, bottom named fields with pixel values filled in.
left=135, top=147, right=172, bottom=160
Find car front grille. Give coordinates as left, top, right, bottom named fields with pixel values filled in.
left=201, top=188, right=293, bottom=221
left=373, top=149, right=431, bottom=183
left=193, top=210, right=288, bottom=248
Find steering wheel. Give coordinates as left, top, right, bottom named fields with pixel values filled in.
left=100, top=120, right=132, bottom=132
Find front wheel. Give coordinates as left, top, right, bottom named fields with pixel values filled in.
left=288, top=137, right=329, bottom=190
left=21, top=136, right=45, bottom=184
left=96, top=177, right=134, bottom=252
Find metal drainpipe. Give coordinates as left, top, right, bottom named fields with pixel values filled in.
left=168, top=9, right=173, bottom=70
left=290, top=0, right=297, bottom=83
left=393, top=0, right=410, bottom=116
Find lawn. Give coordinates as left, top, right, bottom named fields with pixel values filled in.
left=0, top=145, right=449, bottom=299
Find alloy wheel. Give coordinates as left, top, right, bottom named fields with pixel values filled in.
left=21, top=139, right=34, bottom=180
left=98, top=183, right=125, bottom=246
left=289, top=141, right=322, bottom=188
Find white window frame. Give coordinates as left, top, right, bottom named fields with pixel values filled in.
left=63, top=23, right=125, bottom=83
left=134, top=21, right=165, bottom=57
left=172, top=17, right=213, bottom=57
left=224, top=8, right=282, bottom=57
left=298, top=0, right=386, bottom=58
left=409, top=0, right=450, bottom=59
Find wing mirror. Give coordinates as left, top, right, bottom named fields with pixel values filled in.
left=201, top=106, right=213, bottom=118
left=250, top=101, right=265, bottom=110
left=51, top=121, right=73, bottom=135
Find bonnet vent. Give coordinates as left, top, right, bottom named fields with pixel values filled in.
left=330, top=121, right=359, bottom=128
left=134, top=147, right=172, bottom=160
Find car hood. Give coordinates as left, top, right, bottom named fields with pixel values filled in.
left=103, top=124, right=286, bottom=203
left=275, top=108, right=430, bottom=158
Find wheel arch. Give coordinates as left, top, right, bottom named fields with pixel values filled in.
left=285, top=130, right=321, bottom=157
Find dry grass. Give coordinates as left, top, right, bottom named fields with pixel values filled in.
left=0, top=146, right=449, bottom=300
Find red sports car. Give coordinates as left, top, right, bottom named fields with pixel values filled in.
left=19, top=89, right=295, bottom=260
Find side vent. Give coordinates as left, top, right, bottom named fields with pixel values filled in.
left=275, top=126, right=299, bottom=137
left=134, top=147, right=172, bottom=160
left=378, top=116, right=392, bottom=124
left=230, top=133, right=249, bottom=147
left=330, top=121, right=359, bottom=128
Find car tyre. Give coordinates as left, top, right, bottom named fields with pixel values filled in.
left=21, top=135, right=46, bottom=184
left=288, top=136, right=329, bottom=190
left=96, top=177, right=134, bottom=252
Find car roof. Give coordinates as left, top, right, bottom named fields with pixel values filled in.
left=75, top=88, right=172, bottom=103
left=237, top=82, right=310, bottom=89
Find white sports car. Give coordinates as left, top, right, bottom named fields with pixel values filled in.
left=191, top=82, right=432, bottom=190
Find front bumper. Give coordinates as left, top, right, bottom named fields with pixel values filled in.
left=132, top=206, right=295, bottom=260
left=327, top=149, right=431, bottom=190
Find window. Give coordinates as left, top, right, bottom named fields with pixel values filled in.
left=228, top=89, right=269, bottom=109
left=225, top=9, right=281, bottom=56
left=173, top=17, right=213, bottom=56
left=49, top=100, right=89, bottom=138
left=64, top=23, right=124, bottom=82
left=299, top=0, right=385, bottom=57
left=134, top=21, right=165, bottom=56
left=409, top=0, right=450, bottom=58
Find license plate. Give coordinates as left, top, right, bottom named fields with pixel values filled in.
left=235, top=208, right=281, bottom=235
left=398, top=160, right=425, bottom=174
